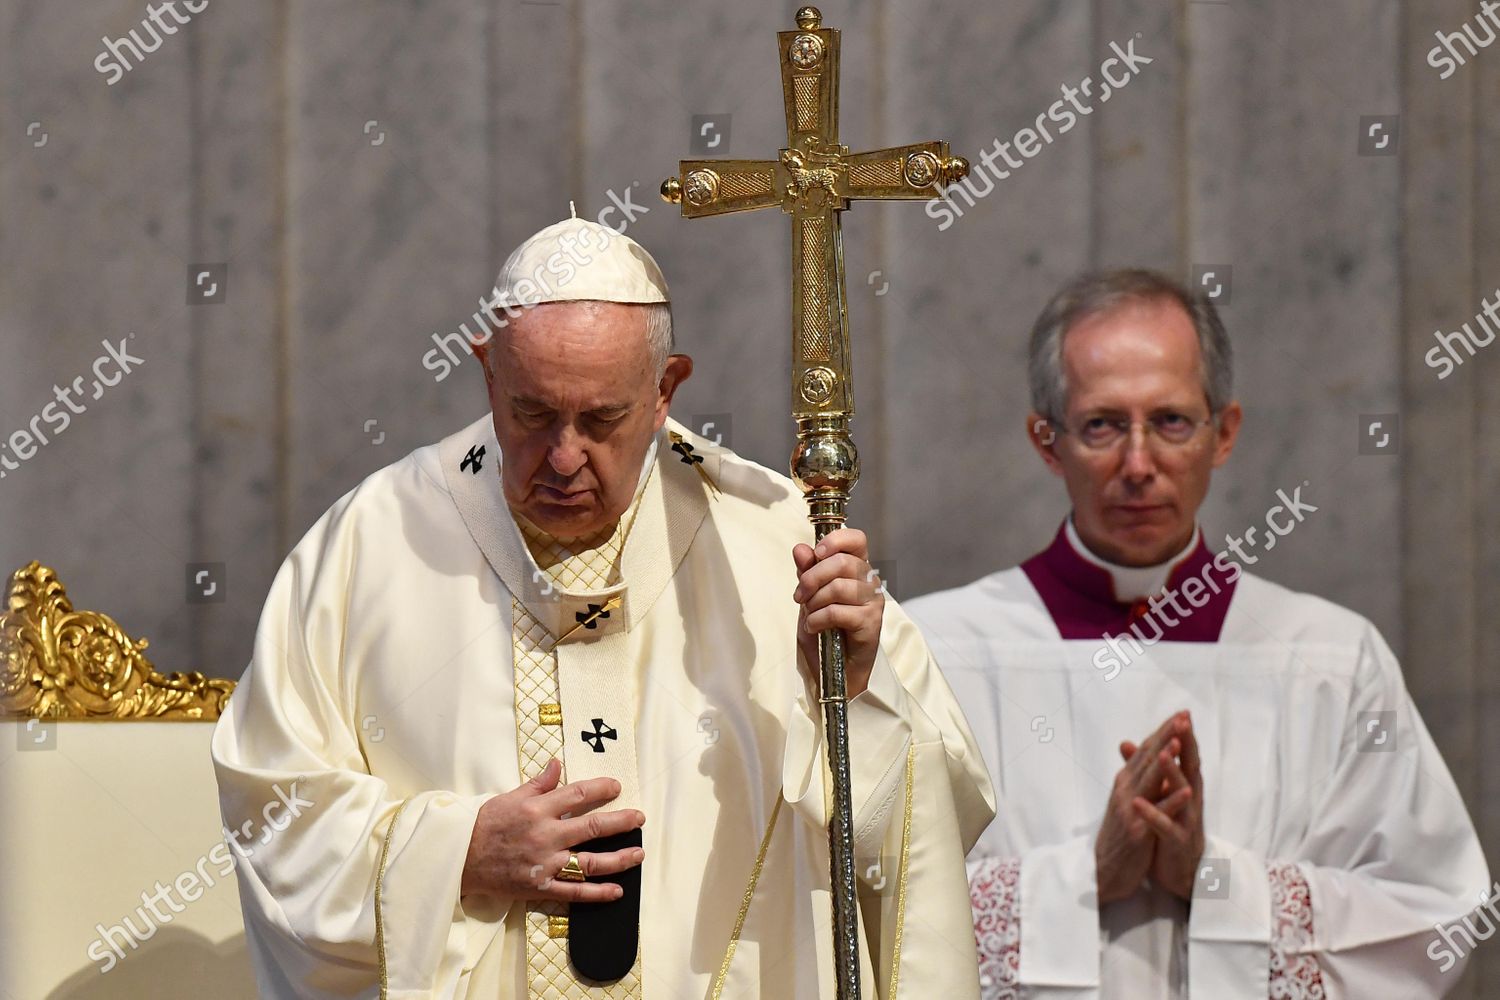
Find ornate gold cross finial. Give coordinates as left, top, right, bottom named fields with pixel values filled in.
left=660, top=9, right=967, bottom=998
left=661, top=6, right=967, bottom=427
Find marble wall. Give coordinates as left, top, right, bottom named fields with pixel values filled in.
left=1, top=1, right=1495, bottom=993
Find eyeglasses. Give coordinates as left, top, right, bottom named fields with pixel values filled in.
left=1039, top=412, right=1216, bottom=452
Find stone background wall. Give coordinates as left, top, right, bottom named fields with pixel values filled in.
left=1, top=1, right=1495, bottom=993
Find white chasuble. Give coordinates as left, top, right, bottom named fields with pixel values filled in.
left=905, top=524, right=1490, bottom=1000
left=211, top=413, right=996, bottom=999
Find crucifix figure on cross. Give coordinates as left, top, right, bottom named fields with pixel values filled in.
left=661, top=8, right=968, bottom=999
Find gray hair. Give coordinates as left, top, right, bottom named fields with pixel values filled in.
left=641, top=301, right=674, bottom=380
left=483, top=300, right=675, bottom=380
left=1027, top=269, right=1233, bottom=421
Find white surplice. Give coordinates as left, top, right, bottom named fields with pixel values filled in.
left=211, top=413, right=995, bottom=999
left=904, top=522, right=1490, bottom=1000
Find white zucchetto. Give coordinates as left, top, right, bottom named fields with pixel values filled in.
left=490, top=209, right=669, bottom=311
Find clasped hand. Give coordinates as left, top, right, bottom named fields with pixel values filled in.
left=1095, top=710, right=1205, bottom=904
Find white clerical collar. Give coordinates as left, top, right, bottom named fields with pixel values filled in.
left=1064, top=515, right=1200, bottom=602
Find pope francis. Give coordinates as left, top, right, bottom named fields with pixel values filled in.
left=211, top=215, right=995, bottom=999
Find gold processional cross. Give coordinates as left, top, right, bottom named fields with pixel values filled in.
left=660, top=8, right=968, bottom=998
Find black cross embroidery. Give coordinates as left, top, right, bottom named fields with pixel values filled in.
left=582, top=718, right=617, bottom=753
left=576, top=603, right=611, bottom=629
left=460, top=445, right=486, bottom=475
left=671, top=439, right=703, bottom=466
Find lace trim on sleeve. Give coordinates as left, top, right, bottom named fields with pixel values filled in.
left=1268, top=861, right=1326, bottom=999
left=971, top=856, right=1021, bottom=999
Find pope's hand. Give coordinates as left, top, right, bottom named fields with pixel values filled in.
left=1095, top=711, right=1194, bottom=905
left=461, top=758, right=645, bottom=904
left=792, top=527, right=885, bottom=700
